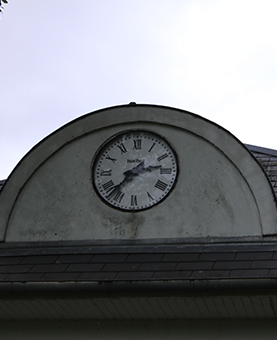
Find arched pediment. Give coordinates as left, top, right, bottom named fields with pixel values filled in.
left=0, top=104, right=276, bottom=242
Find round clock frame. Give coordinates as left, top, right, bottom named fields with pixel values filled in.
left=92, top=130, right=178, bottom=212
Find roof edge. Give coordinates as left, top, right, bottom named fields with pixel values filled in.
left=1, top=279, right=277, bottom=298
left=245, top=144, right=277, bottom=157
left=1, top=237, right=277, bottom=255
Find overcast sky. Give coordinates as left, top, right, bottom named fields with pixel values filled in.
left=1, top=1, right=277, bottom=179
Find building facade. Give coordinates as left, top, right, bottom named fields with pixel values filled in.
left=1, top=104, right=277, bottom=339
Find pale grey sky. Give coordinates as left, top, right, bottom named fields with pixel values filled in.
left=1, top=1, right=277, bottom=179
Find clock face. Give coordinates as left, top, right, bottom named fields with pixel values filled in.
left=92, top=130, right=178, bottom=211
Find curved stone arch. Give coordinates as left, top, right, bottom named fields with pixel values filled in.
left=0, top=104, right=276, bottom=242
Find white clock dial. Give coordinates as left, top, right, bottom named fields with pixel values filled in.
left=93, top=130, right=178, bottom=211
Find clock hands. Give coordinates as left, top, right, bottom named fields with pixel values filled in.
left=145, top=164, right=163, bottom=172
left=123, top=161, right=161, bottom=177
left=105, top=165, right=138, bottom=200
left=106, top=161, right=162, bottom=200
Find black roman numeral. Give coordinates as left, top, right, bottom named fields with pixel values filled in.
left=131, top=195, right=138, bottom=206
left=160, top=168, right=172, bottom=174
left=155, top=180, right=168, bottom=191
left=117, top=143, right=127, bottom=154
left=133, top=139, right=142, bottom=150
left=148, top=143, right=156, bottom=152
left=102, top=180, right=114, bottom=191
left=105, top=155, right=116, bottom=163
left=113, top=190, right=125, bottom=203
left=100, top=170, right=112, bottom=176
left=106, top=187, right=125, bottom=203
left=147, top=191, right=154, bottom=201
left=157, top=153, right=168, bottom=162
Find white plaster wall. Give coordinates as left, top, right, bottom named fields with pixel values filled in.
left=5, top=123, right=261, bottom=241
left=1, top=105, right=276, bottom=241
left=1, top=320, right=277, bottom=340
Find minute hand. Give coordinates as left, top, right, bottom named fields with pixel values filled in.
left=144, top=165, right=162, bottom=172
left=106, top=163, right=161, bottom=199
left=123, top=162, right=161, bottom=176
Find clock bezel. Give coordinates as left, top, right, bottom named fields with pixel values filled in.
left=91, top=129, right=179, bottom=212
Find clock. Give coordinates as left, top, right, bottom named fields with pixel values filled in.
left=92, top=130, right=178, bottom=211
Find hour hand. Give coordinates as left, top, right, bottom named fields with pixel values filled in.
left=106, top=168, right=135, bottom=197
left=123, top=161, right=145, bottom=178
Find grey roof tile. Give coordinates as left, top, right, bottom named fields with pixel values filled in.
left=0, top=273, right=9, bottom=280
left=153, top=270, right=191, bottom=279
left=191, top=270, right=230, bottom=279
left=162, top=253, right=199, bottom=262
left=213, top=261, right=251, bottom=270
left=30, top=264, right=68, bottom=273
left=246, top=144, right=277, bottom=197
left=102, top=262, right=140, bottom=272
left=57, top=254, right=92, bottom=263
left=0, top=180, right=5, bottom=191
left=176, top=261, right=214, bottom=271
left=139, top=262, right=176, bottom=271
left=42, top=272, right=80, bottom=281
left=271, top=252, right=277, bottom=260
left=236, top=252, right=274, bottom=260
left=5, top=273, right=44, bottom=281
left=126, top=253, right=163, bottom=262
left=0, top=243, right=276, bottom=283
left=251, top=260, right=277, bottom=269
left=0, top=264, right=33, bottom=273
left=91, top=254, right=128, bottom=263
left=268, top=269, right=277, bottom=277
left=230, top=269, right=269, bottom=278
left=0, top=256, right=24, bottom=265
left=115, top=271, right=153, bottom=280
left=198, top=252, right=236, bottom=261
left=66, top=263, right=104, bottom=272
left=21, top=255, right=58, bottom=264
left=79, top=271, right=116, bottom=281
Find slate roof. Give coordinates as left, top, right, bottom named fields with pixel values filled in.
left=246, top=144, right=277, bottom=197
left=0, top=242, right=277, bottom=287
